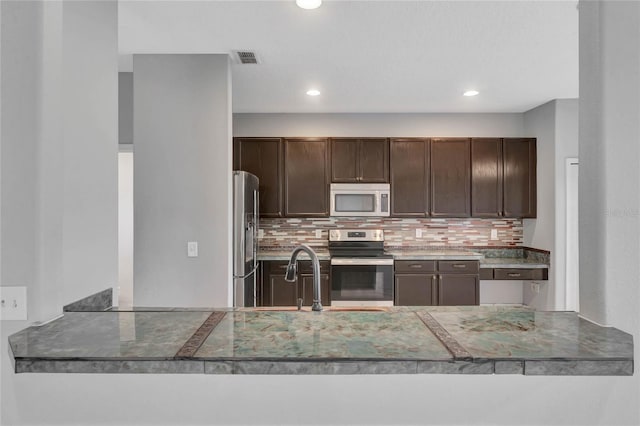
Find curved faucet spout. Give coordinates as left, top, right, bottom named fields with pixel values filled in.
left=286, top=244, right=323, bottom=312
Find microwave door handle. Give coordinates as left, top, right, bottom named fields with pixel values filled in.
left=373, top=193, right=377, bottom=213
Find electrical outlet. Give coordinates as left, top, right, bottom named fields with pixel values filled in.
left=315, top=229, right=322, bottom=238
left=416, top=229, right=422, bottom=238
left=187, top=241, right=198, bottom=257
left=531, top=282, right=540, bottom=294
left=0, top=286, right=27, bottom=321
left=258, top=229, right=264, bottom=239
left=490, top=229, right=498, bottom=240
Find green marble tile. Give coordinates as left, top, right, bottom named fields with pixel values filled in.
left=429, top=310, right=633, bottom=360
left=9, top=311, right=213, bottom=359
left=195, top=311, right=452, bottom=360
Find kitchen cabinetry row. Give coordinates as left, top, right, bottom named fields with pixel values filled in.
left=259, top=260, right=331, bottom=307
left=234, top=137, right=536, bottom=218
left=394, top=260, right=479, bottom=306
left=257, top=260, right=480, bottom=307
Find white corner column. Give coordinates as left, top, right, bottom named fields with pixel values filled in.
left=579, top=0, right=640, bottom=334
left=133, top=54, right=233, bottom=307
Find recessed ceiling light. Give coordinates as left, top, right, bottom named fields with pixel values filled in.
left=463, top=90, right=479, bottom=97
left=306, top=89, right=321, bottom=96
left=296, top=0, right=322, bottom=10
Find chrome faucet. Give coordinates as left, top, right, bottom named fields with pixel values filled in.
left=285, top=244, right=323, bottom=312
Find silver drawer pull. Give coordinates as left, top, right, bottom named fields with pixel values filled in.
left=409, top=264, right=423, bottom=269
left=507, top=273, right=522, bottom=277
left=453, top=264, right=467, bottom=269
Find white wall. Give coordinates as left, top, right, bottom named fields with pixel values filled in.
left=522, top=99, right=579, bottom=311
left=133, top=54, right=232, bottom=307
left=0, top=0, right=118, bottom=322
left=234, top=113, right=525, bottom=137
left=118, top=150, right=134, bottom=308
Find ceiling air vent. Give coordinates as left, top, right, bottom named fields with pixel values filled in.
left=235, top=50, right=259, bottom=65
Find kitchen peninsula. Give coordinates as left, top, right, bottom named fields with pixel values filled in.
left=8, top=301, right=633, bottom=376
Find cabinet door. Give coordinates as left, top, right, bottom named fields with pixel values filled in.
left=438, top=274, right=479, bottom=306
left=394, top=274, right=437, bottom=306
left=359, top=138, right=389, bottom=183
left=430, top=138, right=471, bottom=217
left=503, top=138, right=537, bottom=218
left=268, top=274, right=299, bottom=306
left=301, top=274, right=331, bottom=306
left=233, top=138, right=283, bottom=217
left=471, top=138, right=503, bottom=217
left=284, top=138, right=329, bottom=217
left=331, top=138, right=359, bottom=182
left=390, top=138, right=429, bottom=217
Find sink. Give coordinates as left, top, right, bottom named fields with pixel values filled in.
left=244, top=306, right=390, bottom=312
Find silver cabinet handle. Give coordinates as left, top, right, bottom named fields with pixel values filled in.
left=508, top=273, right=522, bottom=277
left=453, top=264, right=467, bottom=269
left=409, top=264, right=423, bottom=269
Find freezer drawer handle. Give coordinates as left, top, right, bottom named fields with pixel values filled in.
left=508, top=272, right=522, bottom=277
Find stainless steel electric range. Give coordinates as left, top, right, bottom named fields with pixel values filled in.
left=328, top=229, right=394, bottom=306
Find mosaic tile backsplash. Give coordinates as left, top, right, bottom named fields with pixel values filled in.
left=259, top=217, right=523, bottom=248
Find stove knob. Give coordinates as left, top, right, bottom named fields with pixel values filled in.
left=330, top=230, right=339, bottom=239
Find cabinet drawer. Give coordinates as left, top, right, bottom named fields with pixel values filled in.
left=493, top=268, right=547, bottom=280
left=394, top=260, right=436, bottom=273
left=437, top=260, right=479, bottom=273
left=266, top=261, right=329, bottom=274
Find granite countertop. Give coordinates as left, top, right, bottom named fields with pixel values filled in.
left=479, top=258, right=549, bottom=269
left=386, top=249, right=484, bottom=260
left=257, top=248, right=548, bottom=268
left=257, top=248, right=331, bottom=261
left=8, top=306, right=632, bottom=376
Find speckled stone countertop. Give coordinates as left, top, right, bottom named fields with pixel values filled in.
left=385, top=249, right=484, bottom=260
left=257, top=248, right=331, bottom=261
left=257, top=247, right=548, bottom=268
left=478, top=258, right=549, bottom=269
left=8, top=306, right=632, bottom=376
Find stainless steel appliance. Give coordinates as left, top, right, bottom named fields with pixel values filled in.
left=233, top=171, right=259, bottom=307
left=329, top=229, right=394, bottom=306
left=330, top=183, right=390, bottom=217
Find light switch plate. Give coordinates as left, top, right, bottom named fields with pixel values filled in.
left=315, top=229, right=322, bottom=238
left=187, top=241, right=198, bottom=257
left=490, top=229, right=498, bottom=240
left=0, top=286, right=27, bottom=321
left=416, top=229, right=422, bottom=238
left=258, top=229, right=264, bottom=239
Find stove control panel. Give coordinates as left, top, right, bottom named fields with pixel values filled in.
left=329, top=229, right=384, bottom=242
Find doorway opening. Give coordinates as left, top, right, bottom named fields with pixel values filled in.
left=118, top=147, right=134, bottom=308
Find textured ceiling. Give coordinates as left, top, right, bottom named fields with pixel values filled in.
left=118, top=0, right=578, bottom=113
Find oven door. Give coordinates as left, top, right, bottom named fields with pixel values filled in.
left=330, top=258, right=394, bottom=303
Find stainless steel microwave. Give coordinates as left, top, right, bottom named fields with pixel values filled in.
left=329, top=183, right=390, bottom=217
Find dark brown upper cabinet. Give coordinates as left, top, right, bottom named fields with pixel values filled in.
left=284, top=138, right=330, bottom=217
left=331, top=138, right=389, bottom=183
left=390, top=138, right=430, bottom=217
left=233, top=138, right=283, bottom=218
left=471, top=138, right=503, bottom=217
left=503, top=138, right=537, bottom=218
left=430, top=138, right=471, bottom=217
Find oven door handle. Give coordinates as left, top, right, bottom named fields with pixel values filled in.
left=331, top=258, right=395, bottom=266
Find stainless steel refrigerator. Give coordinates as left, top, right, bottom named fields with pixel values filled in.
left=233, top=171, right=259, bottom=307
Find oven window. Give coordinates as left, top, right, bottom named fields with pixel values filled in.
left=331, top=265, right=393, bottom=301
left=334, top=194, right=375, bottom=213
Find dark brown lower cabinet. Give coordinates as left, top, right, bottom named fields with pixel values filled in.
left=438, top=274, right=479, bottom=306
left=394, top=260, right=479, bottom=306
left=394, top=274, right=437, bottom=306
left=260, top=261, right=331, bottom=307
